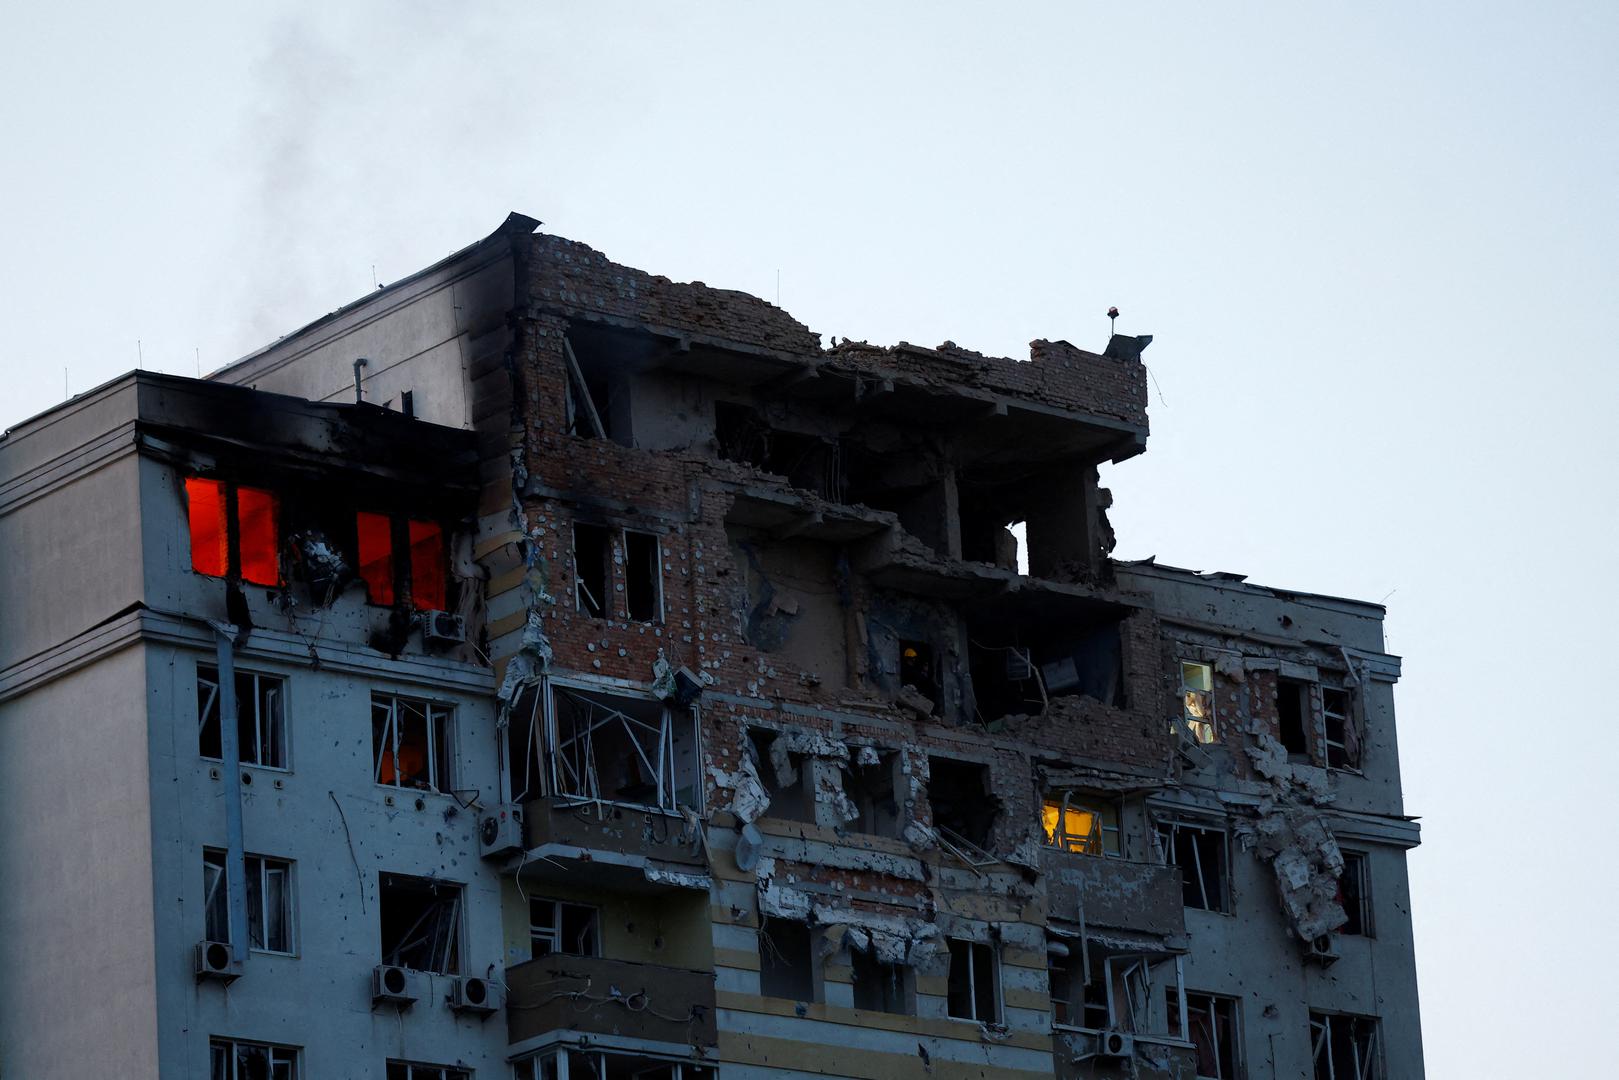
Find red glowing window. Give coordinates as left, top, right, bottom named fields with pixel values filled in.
left=357, top=511, right=396, bottom=606
left=408, top=520, right=446, bottom=611
left=185, top=477, right=229, bottom=577
left=185, top=477, right=280, bottom=585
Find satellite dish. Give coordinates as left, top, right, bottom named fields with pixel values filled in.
left=735, top=822, right=763, bottom=872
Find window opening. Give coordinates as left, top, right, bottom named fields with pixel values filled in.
left=748, top=729, right=812, bottom=823
left=946, top=938, right=1000, bottom=1023
left=550, top=686, right=694, bottom=810
left=209, top=1038, right=298, bottom=1080
left=531, top=898, right=601, bottom=957
left=928, top=757, right=998, bottom=850
left=573, top=523, right=611, bottom=618
left=379, top=872, right=461, bottom=974
left=1169, top=989, right=1240, bottom=1079
left=899, top=640, right=940, bottom=710
left=356, top=512, right=448, bottom=611
left=851, top=948, right=913, bottom=1015
left=1179, top=661, right=1216, bottom=743
left=1277, top=676, right=1312, bottom=758
left=845, top=752, right=900, bottom=838
left=1337, top=851, right=1372, bottom=936
left=204, top=850, right=293, bottom=953
left=1042, top=792, right=1121, bottom=857
left=387, top=1062, right=469, bottom=1080
left=198, top=665, right=286, bottom=768
left=372, top=693, right=453, bottom=792
left=408, top=519, right=447, bottom=611
left=1311, top=1012, right=1381, bottom=1080
left=758, top=917, right=815, bottom=1001
left=356, top=510, right=396, bottom=605
left=186, top=476, right=281, bottom=586
left=1157, top=819, right=1230, bottom=913
left=1323, top=687, right=1359, bottom=770
left=517, top=1049, right=716, bottom=1080
left=714, top=401, right=845, bottom=501
left=624, top=530, right=663, bottom=622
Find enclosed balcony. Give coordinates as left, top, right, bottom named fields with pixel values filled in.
left=506, top=954, right=717, bottom=1049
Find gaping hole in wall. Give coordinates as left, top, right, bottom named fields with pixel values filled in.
left=715, top=401, right=846, bottom=501
left=1157, top=819, right=1230, bottom=913
left=946, top=939, right=1000, bottom=1023
left=517, top=1049, right=716, bottom=1080
left=850, top=948, right=914, bottom=1015
left=185, top=476, right=282, bottom=586
left=197, top=665, right=286, bottom=768
left=967, top=605, right=1125, bottom=722
left=729, top=529, right=852, bottom=689
left=758, top=917, right=815, bottom=1001
left=379, top=872, right=462, bottom=974
left=551, top=686, right=700, bottom=811
left=1310, top=1012, right=1381, bottom=1080
left=1337, top=851, right=1372, bottom=937
left=530, top=898, right=601, bottom=957
left=1277, top=677, right=1312, bottom=758
left=372, top=693, right=453, bottom=793
left=957, top=463, right=1099, bottom=579
left=927, top=757, right=998, bottom=849
left=624, top=530, right=662, bottom=622
left=573, top=523, right=611, bottom=619
left=748, top=728, right=813, bottom=823
left=1042, top=792, right=1122, bottom=857
left=843, top=445, right=956, bottom=556
left=1322, top=686, right=1361, bottom=770
left=844, top=751, right=901, bottom=838
left=1168, top=990, right=1241, bottom=1078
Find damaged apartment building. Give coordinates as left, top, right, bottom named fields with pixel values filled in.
left=0, top=214, right=1423, bottom=1079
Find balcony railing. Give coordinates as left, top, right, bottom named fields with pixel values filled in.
left=1042, top=849, right=1186, bottom=939
left=523, top=795, right=707, bottom=870
left=506, top=954, right=717, bottom=1049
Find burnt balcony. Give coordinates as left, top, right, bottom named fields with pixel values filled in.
left=506, top=954, right=717, bottom=1049
left=1043, top=849, right=1186, bottom=940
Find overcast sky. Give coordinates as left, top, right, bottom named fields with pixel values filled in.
left=4, top=3, right=1615, bottom=1075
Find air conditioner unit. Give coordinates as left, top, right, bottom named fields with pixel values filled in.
left=372, top=964, right=421, bottom=1007
left=478, top=804, right=525, bottom=859
left=194, top=940, right=242, bottom=983
left=422, top=610, right=466, bottom=644
left=1095, top=1030, right=1134, bottom=1060
left=448, top=975, right=501, bottom=1015
left=1303, top=933, right=1341, bottom=966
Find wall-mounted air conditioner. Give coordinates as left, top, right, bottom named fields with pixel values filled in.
left=1095, top=1029, right=1134, bottom=1059
left=194, top=940, right=242, bottom=983
left=422, top=610, right=466, bottom=645
left=478, top=804, right=525, bottom=859
left=447, top=975, right=501, bottom=1015
left=1303, top=933, right=1341, bottom=965
left=372, top=964, right=421, bottom=1007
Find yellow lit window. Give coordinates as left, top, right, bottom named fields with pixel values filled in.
left=1179, top=661, right=1216, bottom=743
left=1042, top=794, right=1121, bottom=856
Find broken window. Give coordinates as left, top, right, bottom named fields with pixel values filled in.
left=851, top=948, right=913, bottom=1015
left=1157, top=819, right=1230, bottom=913
left=1179, top=661, right=1216, bottom=743
left=198, top=665, right=287, bottom=768
left=1337, top=851, right=1373, bottom=937
left=550, top=685, right=699, bottom=811
left=186, top=476, right=281, bottom=586
left=1277, top=676, right=1312, bottom=758
left=624, top=530, right=663, bottom=622
left=204, top=850, right=294, bottom=953
left=372, top=693, right=453, bottom=793
left=967, top=613, right=1126, bottom=722
left=844, top=751, right=901, bottom=838
left=758, top=917, right=815, bottom=1001
left=1322, top=686, right=1360, bottom=770
left=1310, top=1011, right=1381, bottom=1080
left=531, top=898, right=600, bottom=957
left=355, top=511, right=448, bottom=611
left=1042, top=793, right=1121, bottom=857
left=928, top=757, right=997, bottom=850
left=573, top=522, right=610, bottom=618
left=1048, top=943, right=1112, bottom=1029
left=748, top=728, right=812, bottom=823
left=209, top=1038, right=299, bottom=1080
left=517, top=1049, right=715, bottom=1080
left=379, top=872, right=461, bottom=974
left=714, top=401, right=845, bottom=501
left=1168, top=989, right=1241, bottom=1079
left=946, top=939, right=1000, bottom=1023
left=386, top=1063, right=468, bottom=1080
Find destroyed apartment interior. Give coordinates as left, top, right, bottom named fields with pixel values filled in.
left=0, top=213, right=1424, bottom=1079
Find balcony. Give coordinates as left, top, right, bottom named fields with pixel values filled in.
left=1043, top=850, right=1185, bottom=940
left=506, top=954, right=717, bottom=1049
left=1053, top=1029, right=1197, bottom=1080
left=522, top=795, right=707, bottom=877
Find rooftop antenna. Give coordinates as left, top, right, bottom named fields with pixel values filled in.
left=137, top=339, right=144, bottom=371
left=195, top=347, right=201, bottom=377
left=372, top=264, right=378, bottom=289
left=64, top=366, right=68, bottom=399
left=352, top=358, right=369, bottom=403
left=776, top=269, right=781, bottom=307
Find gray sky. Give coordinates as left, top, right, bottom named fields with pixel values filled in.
left=5, top=3, right=1615, bottom=1074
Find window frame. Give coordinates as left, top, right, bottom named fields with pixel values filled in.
left=1179, top=661, right=1217, bottom=744
left=203, top=849, right=296, bottom=955
left=1338, top=850, right=1374, bottom=937
left=849, top=947, right=915, bottom=1016
left=1168, top=988, right=1243, bottom=1080
left=946, top=938, right=1002, bottom=1024
left=1322, top=685, right=1358, bottom=771
left=356, top=510, right=450, bottom=612
left=530, top=897, right=602, bottom=958
left=757, top=916, right=818, bottom=1003
left=543, top=679, right=700, bottom=813
left=385, top=1061, right=470, bottom=1080
left=198, top=664, right=289, bottom=771
left=1042, top=791, right=1123, bottom=857
left=372, top=692, right=455, bottom=794
left=1156, top=818, right=1232, bottom=914
left=1310, top=1010, right=1383, bottom=1080
left=622, top=527, right=664, bottom=623
left=378, top=871, right=464, bottom=975
left=209, top=1037, right=299, bottom=1080
left=186, top=476, right=282, bottom=587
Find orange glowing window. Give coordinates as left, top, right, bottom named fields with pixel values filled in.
left=408, top=520, right=446, bottom=611
left=1041, top=795, right=1121, bottom=857
left=185, top=477, right=229, bottom=577
left=356, top=511, right=395, bottom=606
left=235, top=485, right=280, bottom=585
